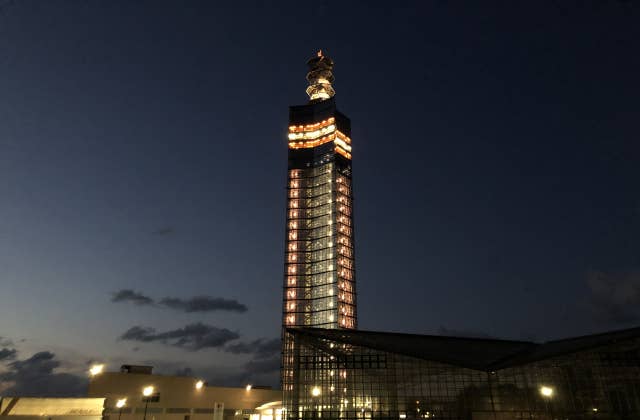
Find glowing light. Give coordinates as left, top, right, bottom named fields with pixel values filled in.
left=539, top=386, right=554, bottom=397
left=142, top=386, right=154, bottom=397
left=195, top=380, right=204, bottom=390
left=116, top=399, right=127, bottom=409
left=311, top=387, right=321, bottom=397
left=246, top=384, right=252, bottom=391
left=89, top=364, right=104, bottom=376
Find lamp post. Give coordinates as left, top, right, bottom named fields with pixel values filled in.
left=539, top=385, right=554, bottom=419
left=116, top=398, right=127, bottom=420
left=142, top=386, right=154, bottom=420
left=311, top=386, right=321, bottom=419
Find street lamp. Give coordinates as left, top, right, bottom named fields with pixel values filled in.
left=142, top=386, right=155, bottom=420
left=195, top=380, right=204, bottom=390
left=539, top=385, right=554, bottom=417
left=539, top=386, right=554, bottom=398
left=311, top=386, right=321, bottom=419
left=116, top=398, right=127, bottom=420
left=89, top=364, right=104, bottom=376
left=245, top=384, right=252, bottom=391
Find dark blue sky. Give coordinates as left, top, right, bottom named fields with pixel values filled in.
left=0, top=1, right=639, bottom=394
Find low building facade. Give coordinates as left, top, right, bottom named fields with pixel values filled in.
left=88, top=366, right=281, bottom=420
left=0, top=397, right=105, bottom=420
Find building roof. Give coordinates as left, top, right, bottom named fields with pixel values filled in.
left=288, top=326, right=640, bottom=372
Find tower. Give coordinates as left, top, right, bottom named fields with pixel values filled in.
left=282, top=50, right=357, bottom=334
left=280, top=50, right=357, bottom=418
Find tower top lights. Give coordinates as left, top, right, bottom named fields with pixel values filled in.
left=306, top=50, right=335, bottom=102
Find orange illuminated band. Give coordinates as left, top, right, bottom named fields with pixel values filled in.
left=335, top=145, right=351, bottom=160
left=289, top=117, right=335, bottom=133
left=288, top=131, right=353, bottom=161
left=288, top=124, right=335, bottom=141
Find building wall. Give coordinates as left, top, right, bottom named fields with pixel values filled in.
left=88, top=373, right=280, bottom=420
left=284, top=331, right=640, bottom=420
left=0, top=397, right=105, bottom=420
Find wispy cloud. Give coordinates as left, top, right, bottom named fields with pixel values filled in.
left=225, top=338, right=280, bottom=359
left=119, top=323, right=240, bottom=351
left=0, top=337, right=14, bottom=347
left=159, top=296, right=247, bottom=313
left=588, top=270, right=640, bottom=324
left=111, top=291, right=247, bottom=313
left=152, top=227, right=174, bottom=236
left=111, top=289, right=154, bottom=306
left=244, top=356, right=280, bottom=375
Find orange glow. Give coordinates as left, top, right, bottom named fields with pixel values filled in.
left=335, top=130, right=351, bottom=144
left=289, top=118, right=335, bottom=133
left=335, top=145, right=352, bottom=159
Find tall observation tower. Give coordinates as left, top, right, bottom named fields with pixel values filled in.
left=281, top=51, right=357, bottom=390
left=282, top=50, right=357, bottom=333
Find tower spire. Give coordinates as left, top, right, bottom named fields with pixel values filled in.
left=305, top=50, right=335, bottom=101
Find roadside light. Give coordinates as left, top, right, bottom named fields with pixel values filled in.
left=143, top=386, right=155, bottom=397
left=89, top=364, right=104, bottom=376
left=116, top=399, right=127, bottom=409
left=195, top=380, right=204, bottom=390
left=540, top=386, right=554, bottom=398
left=246, top=384, right=252, bottom=391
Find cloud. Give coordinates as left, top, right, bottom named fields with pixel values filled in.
left=436, top=326, right=495, bottom=339
left=0, top=348, right=17, bottom=361
left=119, top=323, right=240, bottom=351
left=172, top=367, right=194, bottom=377
left=0, top=351, right=87, bottom=397
left=152, top=227, right=174, bottom=236
left=111, top=289, right=154, bottom=306
left=159, top=296, right=247, bottom=313
left=244, top=356, right=280, bottom=375
left=110, top=291, right=247, bottom=313
left=225, top=338, right=280, bottom=359
left=588, top=270, right=640, bottom=324
left=0, top=337, right=14, bottom=347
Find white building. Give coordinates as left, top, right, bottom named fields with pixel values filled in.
left=88, top=366, right=281, bottom=420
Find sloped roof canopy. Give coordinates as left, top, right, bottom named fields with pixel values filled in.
left=288, top=326, right=640, bottom=372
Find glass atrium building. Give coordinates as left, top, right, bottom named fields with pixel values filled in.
left=283, top=327, right=640, bottom=420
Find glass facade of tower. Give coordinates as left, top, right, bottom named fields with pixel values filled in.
left=282, top=60, right=358, bottom=391
left=283, top=97, right=356, bottom=332
left=284, top=327, right=640, bottom=420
